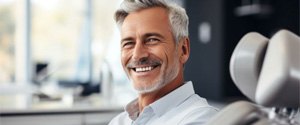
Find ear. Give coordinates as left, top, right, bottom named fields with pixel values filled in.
left=179, top=37, right=190, bottom=64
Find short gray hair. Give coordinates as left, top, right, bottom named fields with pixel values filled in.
left=114, top=0, right=189, bottom=43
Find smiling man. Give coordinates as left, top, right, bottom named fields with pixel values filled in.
left=109, top=0, right=218, bottom=125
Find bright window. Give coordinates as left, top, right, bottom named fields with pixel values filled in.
left=0, top=0, right=130, bottom=90
left=0, top=0, right=15, bottom=84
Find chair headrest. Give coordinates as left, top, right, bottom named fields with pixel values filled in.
left=256, top=30, right=300, bottom=108
left=230, top=32, right=269, bottom=101
left=230, top=30, right=300, bottom=108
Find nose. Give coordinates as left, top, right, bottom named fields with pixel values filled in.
left=132, top=41, right=149, bottom=61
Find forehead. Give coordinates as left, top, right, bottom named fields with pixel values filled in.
left=121, top=7, right=172, bottom=38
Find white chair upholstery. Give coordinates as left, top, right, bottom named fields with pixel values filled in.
left=205, top=101, right=266, bottom=125
left=206, top=30, right=300, bottom=125
left=229, top=32, right=269, bottom=101
left=256, top=30, right=300, bottom=108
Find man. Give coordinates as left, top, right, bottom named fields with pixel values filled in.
left=109, top=0, right=218, bottom=124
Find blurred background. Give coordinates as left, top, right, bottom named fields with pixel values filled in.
left=0, top=0, right=299, bottom=125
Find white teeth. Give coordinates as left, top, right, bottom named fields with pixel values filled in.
left=135, top=66, right=153, bottom=72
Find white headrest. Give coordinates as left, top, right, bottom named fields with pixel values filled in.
left=230, top=32, right=269, bottom=101
left=230, top=29, right=300, bottom=108
left=256, top=30, right=300, bottom=108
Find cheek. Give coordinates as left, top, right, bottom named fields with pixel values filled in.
left=149, top=47, right=166, bottom=61
left=168, top=53, right=180, bottom=68
left=164, top=47, right=178, bottom=61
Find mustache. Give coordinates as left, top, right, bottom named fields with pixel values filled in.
left=127, top=57, right=161, bottom=68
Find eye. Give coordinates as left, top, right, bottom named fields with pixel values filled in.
left=122, top=41, right=135, bottom=49
left=146, top=38, right=160, bottom=45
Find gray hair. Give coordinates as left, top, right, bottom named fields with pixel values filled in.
left=114, top=0, right=189, bottom=43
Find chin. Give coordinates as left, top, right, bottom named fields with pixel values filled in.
left=133, top=79, right=167, bottom=94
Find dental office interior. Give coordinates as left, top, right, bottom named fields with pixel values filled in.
left=0, top=0, right=299, bottom=125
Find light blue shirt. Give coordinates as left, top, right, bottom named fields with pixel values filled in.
left=109, top=81, right=218, bottom=125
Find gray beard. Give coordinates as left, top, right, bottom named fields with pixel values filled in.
left=134, top=57, right=180, bottom=94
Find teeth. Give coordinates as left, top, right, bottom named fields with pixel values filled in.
left=135, top=66, right=153, bottom=72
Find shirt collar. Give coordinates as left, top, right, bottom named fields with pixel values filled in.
left=149, top=81, right=195, bottom=117
left=125, top=98, right=139, bottom=120
left=125, top=81, right=195, bottom=120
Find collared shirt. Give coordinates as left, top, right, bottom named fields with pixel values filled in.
left=108, top=81, right=218, bottom=125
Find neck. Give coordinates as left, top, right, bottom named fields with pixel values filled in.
left=138, top=73, right=184, bottom=112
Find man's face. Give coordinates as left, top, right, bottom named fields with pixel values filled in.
left=120, top=7, right=181, bottom=93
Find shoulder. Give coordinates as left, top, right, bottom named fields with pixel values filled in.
left=108, top=112, right=131, bottom=125
left=180, top=106, right=218, bottom=123
left=178, top=95, right=219, bottom=124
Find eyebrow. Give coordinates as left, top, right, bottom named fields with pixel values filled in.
left=144, top=33, right=164, bottom=39
left=121, top=32, right=165, bottom=43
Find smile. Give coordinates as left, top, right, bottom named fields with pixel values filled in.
left=132, top=65, right=159, bottom=73
left=135, top=66, right=153, bottom=72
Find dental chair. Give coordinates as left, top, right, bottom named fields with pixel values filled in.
left=205, top=29, right=300, bottom=125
